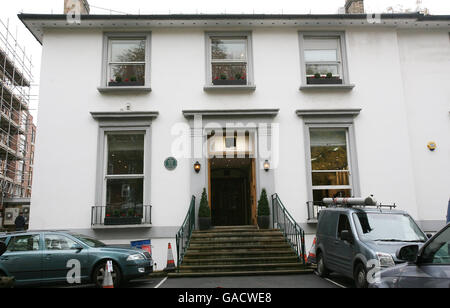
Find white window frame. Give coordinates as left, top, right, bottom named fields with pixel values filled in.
left=205, top=32, right=255, bottom=87
left=299, top=32, right=351, bottom=86
left=92, top=113, right=157, bottom=211
left=101, top=32, right=152, bottom=89
left=298, top=109, right=361, bottom=203
left=308, top=127, right=354, bottom=201
left=103, top=131, right=146, bottom=209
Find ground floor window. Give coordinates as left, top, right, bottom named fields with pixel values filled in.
left=104, top=133, right=145, bottom=224
left=309, top=128, right=353, bottom=203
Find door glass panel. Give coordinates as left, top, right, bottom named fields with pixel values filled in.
left=44, top=235, right=79, bottom=251
left=7, top=235, right=40, bottom=252
left=337, top=214, right=352, bottom=239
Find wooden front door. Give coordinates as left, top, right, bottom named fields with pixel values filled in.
left=211, top=177, right=249, bottom=226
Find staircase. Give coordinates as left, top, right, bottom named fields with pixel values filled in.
left=168, top=225, right=312, bottom=277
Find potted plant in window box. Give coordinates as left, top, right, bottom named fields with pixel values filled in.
left=198, top=188, right=211, bottom=230
left=257, top=189, right=270, bottom=229
left=307, top=72, right=343, bottom=85
left=108, top=75, right=145, bottom=87
left=212, top=73, right=247, bottom=86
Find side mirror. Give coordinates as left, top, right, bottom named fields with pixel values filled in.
left=340, top=230, right=353, bottom=243
left=0, top=242, right=6, bottom=257
left=396, top=245, right=419, bottom=263
left=426, top=234, right=433, bottom=239
left=73, top=244, right=83, bottom=251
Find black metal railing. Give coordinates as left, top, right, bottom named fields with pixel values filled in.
left=272, top=193, right=306, bottom=264
left=306, top=201, right=326, bottom=221
left=176, top=196, right=196, bottom=269
left=91, top=205, right=152, bottom=226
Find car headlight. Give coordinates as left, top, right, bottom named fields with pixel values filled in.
left=127, top=254, right=145, bottom=261
left=376, top=252, right=395, bottom=268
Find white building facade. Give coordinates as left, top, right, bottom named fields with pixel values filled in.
left=20, top=12, right=450, bottom=269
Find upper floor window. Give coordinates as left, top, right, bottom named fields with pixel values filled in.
left=101, top=33, right=151, bottom=90
left=299, top=32, right=350, bottom=86
left=206, top=32, right=254, bottom=87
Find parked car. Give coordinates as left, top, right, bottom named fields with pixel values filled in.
left=0, top=231, right=153, bottom=287
left=315, top=206, right=428, bottom=288
left=369, top=223, right=450, bottom=288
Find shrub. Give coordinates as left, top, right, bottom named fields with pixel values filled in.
left=198, top=188, right=211, bottom=218
left=258, top=189, right=270, bottom=216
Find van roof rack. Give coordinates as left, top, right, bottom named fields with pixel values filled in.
left=322, top=196, right=397, bottom=210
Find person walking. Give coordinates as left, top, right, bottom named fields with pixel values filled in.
left=14, top=211, right=26, bottom=231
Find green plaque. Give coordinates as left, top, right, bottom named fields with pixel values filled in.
left=164, top=157, right=178, bottom=171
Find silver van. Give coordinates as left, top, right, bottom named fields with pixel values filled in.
left=315, top=205, right=428, bottom=288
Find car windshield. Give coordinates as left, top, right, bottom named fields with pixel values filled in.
left=71, top=234, right=107, bottom=248
left=353, top=212, right=427, bottom=243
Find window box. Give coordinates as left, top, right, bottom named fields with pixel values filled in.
left=212, top=79, right=247, bottom=86
left=307, top=77, right=343, bottom=85
left=108, top=81, right=145, bottom=87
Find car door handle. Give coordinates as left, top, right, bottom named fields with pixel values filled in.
left=0, top=257, right=8, bottom=261
left=334, top=240, right=340, bottom=245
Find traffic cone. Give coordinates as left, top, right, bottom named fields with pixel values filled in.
left=103, top=264, right=114, bottom=288
left=307, top=237, right=317, bottom=265
left=164, top=243, right=176, bottom=272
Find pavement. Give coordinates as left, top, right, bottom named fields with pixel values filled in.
left=48, top=272, right=355, bottom=288
left=125, top=272, right=355, bottom=288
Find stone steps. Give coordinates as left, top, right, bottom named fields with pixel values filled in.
left=182, top=256, right=300, bottom=266
left=168, top=269, right=313, bottom=278
left=174, top=225, right=308, bottom=277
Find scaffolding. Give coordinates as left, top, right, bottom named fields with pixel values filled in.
left=0, top=18, right=36, bottom=228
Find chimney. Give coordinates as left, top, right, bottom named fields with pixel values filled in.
left=345, top=0, right=365, bottom=14
left=64, top=0, right=90, bottom=14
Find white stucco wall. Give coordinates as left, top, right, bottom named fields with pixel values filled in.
left=30, top=25, right=449, bottom=242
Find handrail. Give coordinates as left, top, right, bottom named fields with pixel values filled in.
left=272, top=193, right=306, bottom=265
left=176, top=196, right=196, bottom=269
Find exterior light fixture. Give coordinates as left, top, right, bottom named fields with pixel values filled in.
left=427, top=141, right=437, bottom=151
left=194, top=161, right=201, bottom=173
left=263, top=160, right=270, bottom=172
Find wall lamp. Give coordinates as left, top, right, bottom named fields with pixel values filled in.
left=263, top=160, right=270, bottom=172
left=194, top=161, right=201, bottom=173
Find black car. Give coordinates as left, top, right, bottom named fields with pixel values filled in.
left=370, top=223, right=450, bottom=288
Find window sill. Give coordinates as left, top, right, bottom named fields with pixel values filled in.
left=299, top=84, right=355, bottom=91
left=92, top=224, right=152, bottom=230
left=203, top=85, right=256, bottom=92
left=97, top=86, right=152, bottom=93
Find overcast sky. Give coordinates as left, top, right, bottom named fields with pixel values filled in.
left=1, top=0, right=449, bottom=121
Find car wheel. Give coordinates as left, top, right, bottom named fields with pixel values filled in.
left=93, top=261, right=122, bottom=288
left=316, top=253, right=329, bottom=278
left=354, top=263, right=368, bottom=288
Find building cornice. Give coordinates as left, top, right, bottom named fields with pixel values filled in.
left=296, top=108, right=361, bottom=117
left=90, top=111, right=159, bottom=121
left=183, top=109, right=279, bottom=119
left=18, top=13, right=450, bottom=45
